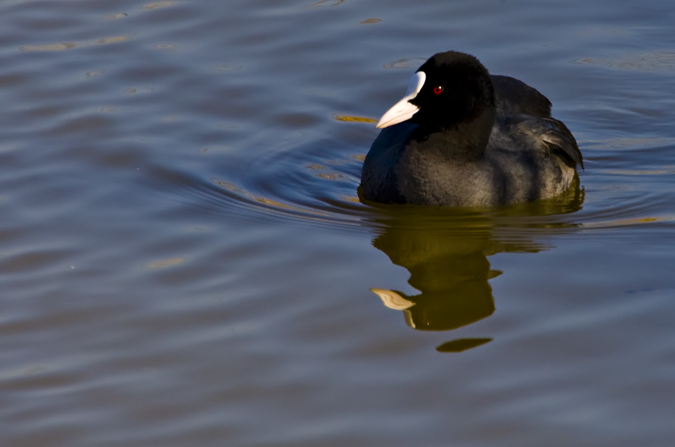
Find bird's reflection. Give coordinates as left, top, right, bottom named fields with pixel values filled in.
left=363, top=177, right=584, bottom=352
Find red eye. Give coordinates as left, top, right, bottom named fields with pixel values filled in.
left=433, top=86, right=443, bottom=95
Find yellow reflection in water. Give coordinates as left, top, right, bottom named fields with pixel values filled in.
left=146, top=257, right=184, bottom=269
left=316, top=173, right=344, bottom=180
left=253, top=196, right=295, bottom=210
left=333, top=114, right=377, bottom=124
left=306, top=163, right=327, bottom=170
left=213, top=179, right=330, bottom=217
left=20, top=43, right=76, bottom=52
left=341, top=195, right=361, bottom=203
left=142, top=1, right=175, bottom=10
left=20, top=35, right=131, bottom=52
left=366, top=178, right=584, bottom=352
left=583, top=216, right=675, bottom=228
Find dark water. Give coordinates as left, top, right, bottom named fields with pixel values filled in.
left=2, top=0, right=675, bottom=445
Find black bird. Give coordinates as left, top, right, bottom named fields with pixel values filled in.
left=360, top=51, right=583, bottom=207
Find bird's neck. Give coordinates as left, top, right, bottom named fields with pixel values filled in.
left=412, top=108, right=495, bottom=161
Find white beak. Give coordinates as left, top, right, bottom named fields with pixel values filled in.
left=376, top=71, right=426, bottom=129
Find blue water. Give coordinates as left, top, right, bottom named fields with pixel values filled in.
left=1, top=0, right=675, bottom=446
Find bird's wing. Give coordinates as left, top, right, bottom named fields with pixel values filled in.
left=490, top=75, right=552, bottom=119
left=511, top=115, right=584, bottom=169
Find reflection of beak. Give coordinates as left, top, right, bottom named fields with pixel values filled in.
left=370, top=288, right=415, bottom=310
left=376, top=71, right=425, bottom=129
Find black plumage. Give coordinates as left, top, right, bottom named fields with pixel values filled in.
left=361, top=51, right=583, bottom=207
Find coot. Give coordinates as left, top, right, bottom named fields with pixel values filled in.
left=360, top=51, right=583, bottom=207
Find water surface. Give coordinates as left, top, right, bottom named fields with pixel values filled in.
left=1, top=0, right=675, bottom=446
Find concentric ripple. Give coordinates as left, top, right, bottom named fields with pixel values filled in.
left=144, top=127, right=675, bottom=242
